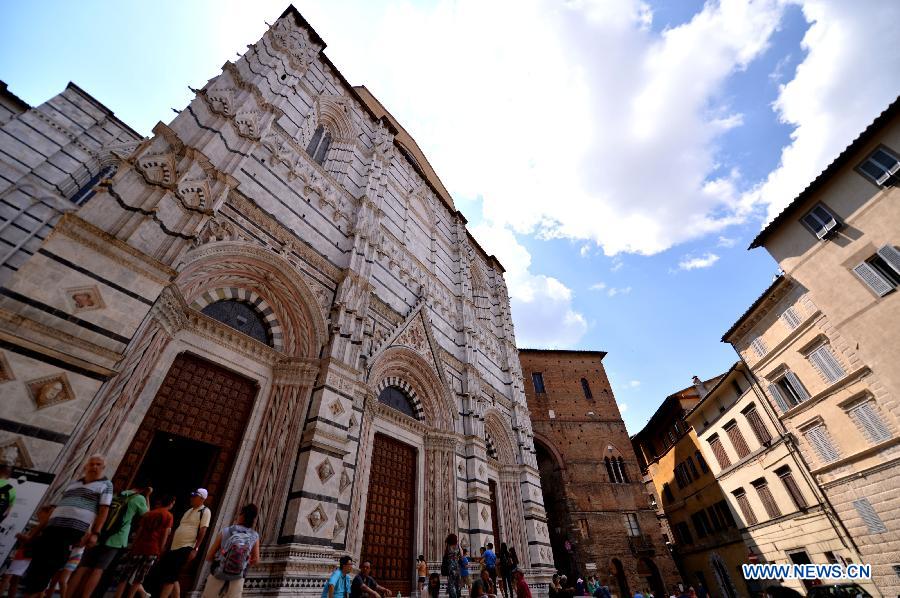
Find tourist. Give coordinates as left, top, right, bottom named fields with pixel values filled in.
left=595, top=585, right=612, bottom=598
left=349, top=561, right=389, bottom=598
left=156, top=489, right=211, bottom=598
left=471, top=568, right=495, bottom=598
left=113, top=494, right=175, bottom=598
left=321, top=555, right=353, bottom=598
left=417, top=555, right=428, bottom=597
left=0, top=504, right=53, bottom=597
left=0, top=463, right=16, bottom=523
left=460, top=548, right=471, bottom=590
left=633, top=590, right=644, bottom=598
left=574, top=575, right=585, bottom=597
left=43, top=545, right=83, bottom=598
left=548, top=574, right=562, bottom=598
left=200, top=503, right=259, bottom=598
left=426, top=573, right=441, bottom=598
left=478, top=547, right=486, bottom=569
left=21, top=454, right=113, bottom=598
left=441, top=533, right=462, bottom=598
left=68, top=482, right=151, bottom=598
left=498, top=544, right=514, bottom=598
left=482, top=543, right=497, bottom=592
left=586, top=576, right=598, bottom=596
left=512, top=569, right=531, bottom=598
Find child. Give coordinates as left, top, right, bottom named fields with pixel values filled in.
left=416, top=555, right=428, bottom=597
left=0, top=504, right=53, bottom=598
left=460, top=548, right=471, bottom=590
left=43, top=545, right=84, bottom=598
left=427, top=573, right=441, bottom=598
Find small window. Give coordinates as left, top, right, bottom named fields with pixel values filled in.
left=733, top=488, right=758, bottom=526
left=800, top=203, right=841, bottom=240
left=858, top=146, right=900, bottom=186
left=768, top=371, right=810, bottom=412
left=752, top=479, right=782, bottom=519
left=306, top=125, right=333, bottom=166
left=750, top=337, right=767, bottom=358
left=708, top=434, right=732, bottom=469
left=686, top=456, right=699, bottom=479
left=690, top=510, right=712, bottom=538
left=725, top=421, right=751, bottom=459
left=581, top=378, right=593, bottom=400
left=623, top=513, right=641, bottom=537
left=807, top=344, right=846, bottom=384
left=714, top=500, right=736, bottom=528
left=695, top=450, right=709, bottom=473
left=776, top=466, right=808, bottom=510
left=675, top=521, right=693, bottom=545
left=804, top=423, right=840, bottom=464
left=853, top=498, right=887, bottom=533
left=532, top=372, right=546, bottom=394
left=853, top=245, right=900, bottom=297
left=730, top=379, right=743, bottom=397
left=742, top=405, right=772, bottom=446
left=782, top=306, right=802, bottom=330
left=847, top=400, right=892, bottom=444
left=662, top=483, right=674, bottom=503
left=378, top=385, right=417, bottom=419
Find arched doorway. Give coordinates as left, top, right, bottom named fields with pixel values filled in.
left=612, top=558, right=630, bottom=598
left=639, top=557, right=666, bottom=598
left=534, top=438, right=573, bottom=576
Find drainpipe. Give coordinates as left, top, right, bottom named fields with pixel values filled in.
left=738, top=358, right=864, bottom=563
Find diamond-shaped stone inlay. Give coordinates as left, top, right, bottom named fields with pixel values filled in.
left=333, top=512, right=346, bottom=537
left=0, top=351, right=14, bottom=383
left=67, top=285, right=105, bottom=312
left=317, top=459, right=334, bottom=483
left=329, top=399, right=345, bottom=417
left=478, top=464, right=486, bottom=478
left=481, top=506, right=489, bottom=522
left=349, top=414, right=358, bottom=429
left=27, top=374, right=75, bottom=410
left=307, top=503, right=328, bottom=531
left=339, top=469, right=351, bottom=493
left=458, top=504, right=467, bottom=523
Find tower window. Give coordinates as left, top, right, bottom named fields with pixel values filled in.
left=581, top=378, right=593, bottom=400
left=306, top=125, right=333, bottom=166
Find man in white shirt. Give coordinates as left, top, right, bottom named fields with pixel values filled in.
left=156, top=489, right=212, bottom=598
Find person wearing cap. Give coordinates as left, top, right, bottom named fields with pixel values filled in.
left=156, top=489, right=211, bottom=598
left=321, top=555, right=353, bottom=598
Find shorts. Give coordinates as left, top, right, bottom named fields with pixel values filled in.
left=80, top=544, right=121, bottom=570
left=7, top=559, right=31, bottom=577
left=65, top=546, right=85, bottom=572
left=116, top=553, right=158, bottom=586
left=156, top=547, right=194, bottom=584
left=201, top=575, right=244, bottom=598
left=20, top=526, right=84, bottom=594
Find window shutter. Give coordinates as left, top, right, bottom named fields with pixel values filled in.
left=809, top=346, right=846, bottom=383
left=782, top=307, right=802, bottom=330
left=754, top=483, right=782, bottom=519
left=778, top=470, right=808, bottom=510
left=744, top=408, right=772, bottom=445
left=734, top=492, right=758, bottom=526
left=877, top=245, right=900, bottom=276
left=805, top=425, right=840, bottom=463
left=853, top=498, right=887, bottom=533
left=725, top=424, right=751, bottom=459
left=785, top=371, right=810, bottom=402
left=853, top=262, right=893, bottom=296
left=768, top=383, right=790, bottom=413
left=709, top=436, right=732, bottom=469
left=751, top=337, right=767, bottom=358
left=850, top=402, right=892, bottom=444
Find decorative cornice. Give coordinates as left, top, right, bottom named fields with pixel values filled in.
left=274, top=357, right=321, bottom=387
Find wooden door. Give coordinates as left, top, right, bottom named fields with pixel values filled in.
left=488, top=479, right=501, bottom=545
left=361, top=433, right=417, bottom=595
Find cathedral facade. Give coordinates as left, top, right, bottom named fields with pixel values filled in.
left=0, top=6, right=552, bottom=595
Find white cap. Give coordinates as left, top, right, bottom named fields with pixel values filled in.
left=192, top=488, right=208, bottom=499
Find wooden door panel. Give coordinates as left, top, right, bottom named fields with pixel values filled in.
left=361, top=434, right=417, bottom=595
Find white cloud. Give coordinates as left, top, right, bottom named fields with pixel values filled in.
left=607, top=286, right=633, bottom=297
left=620, top=403, right=629, bottom=413
left=744, top=0, right=900, bottom=225
left=628, top=380, right=641, bottom=388
left=470, top=223, right=587, bottom=348
left=678, top=252, right=721, bottom=270
left=589, top=282, right=607, bottom=291
left=717, top=236, right=737, bottom=248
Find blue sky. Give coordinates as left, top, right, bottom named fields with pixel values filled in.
left=3, top=1, right=898, bottom=433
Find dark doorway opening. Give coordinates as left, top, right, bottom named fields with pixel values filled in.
left=534, top=439, right=574, bottom=577
left=134, top=432, right=220, bottom=517
left=639, top=557, right=666, bottom=598
left=488, top=479, right=502, bottom=545
left=613, top=558, right=630, bottom=598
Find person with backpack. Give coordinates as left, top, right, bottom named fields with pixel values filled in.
left=156, top=489, right=212, bottom=598
left=200, top=504, right=259, bottom=598
left=482, top=543, right=497, bottom=595
left=441, top=534, right=462, bottom=598
left=113, top=494, right=175, bottom=598
left=67, top=482, right=151, bottom=598
left=22, top=454, right=113, bottom=598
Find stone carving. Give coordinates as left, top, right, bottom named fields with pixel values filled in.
left=339, top=469, right=351, bottom=493
left=481, top=506, right=489, bottom=522
left=333, top=512, right=346, bottom=537
left=0, top=437, right=32, bottom=467
left=136, top=153, right=177, bottom=187
left=67, top=286, right=105, bottom=312
left=0, top=351, right=14, bottom=382
left=348, top=414, right=358, bottom=430
left=458, top=504, right=467, bottom=524
left=307, top=504, right=328, bottom=531
left=329, top=399, right=345, bottom=417
left=27, top=374, right=75, bottom=410
left=316, top=459, right=334, bottom=483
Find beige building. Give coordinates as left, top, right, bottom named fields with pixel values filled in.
left=724, top=96, right=900, bottom=594
left=684, top=361, right=872, bottom=595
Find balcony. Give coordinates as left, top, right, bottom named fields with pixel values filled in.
left=628, top=534, right=655, bottom=556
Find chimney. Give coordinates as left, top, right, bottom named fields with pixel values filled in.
left=692, top=375, right=708, bottom=398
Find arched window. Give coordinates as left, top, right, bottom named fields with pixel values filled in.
left=581, top=378, right=593, bottom=400
left=71, top=164, right=117, bottom=206
left=201, top=300, right=271, bottom=345
left=606, top=456, right=628, bottom=484
left=605, top=457, right=616, bottom=483
left=378, top=385, right=417, bottom=419
left=618, top=457, right=629, bottom=483
left=306, top=125, right=332, bottom=166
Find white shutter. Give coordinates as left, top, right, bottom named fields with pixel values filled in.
left=853, top=262, right=893, bottom=296
left=751, top=337, right=767, bottom=358
left=782, top=307, right=801, bottom=330
left=805, top=425, right=840, bottom=463
left=853, top=498, right=887, bottom=534
left=877, top=245, right=900, bottom=276
left=850, top=402, right=892, bottom=444
left=768, top=383, right=790, bottom=413
left=809, top=345, right=846, bottom=383
left=785, top=371, right=810, bottom=402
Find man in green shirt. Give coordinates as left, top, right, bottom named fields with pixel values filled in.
left=68, top=483, right=151, bottom=598
left=0, top=464, right=16, bottom=524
